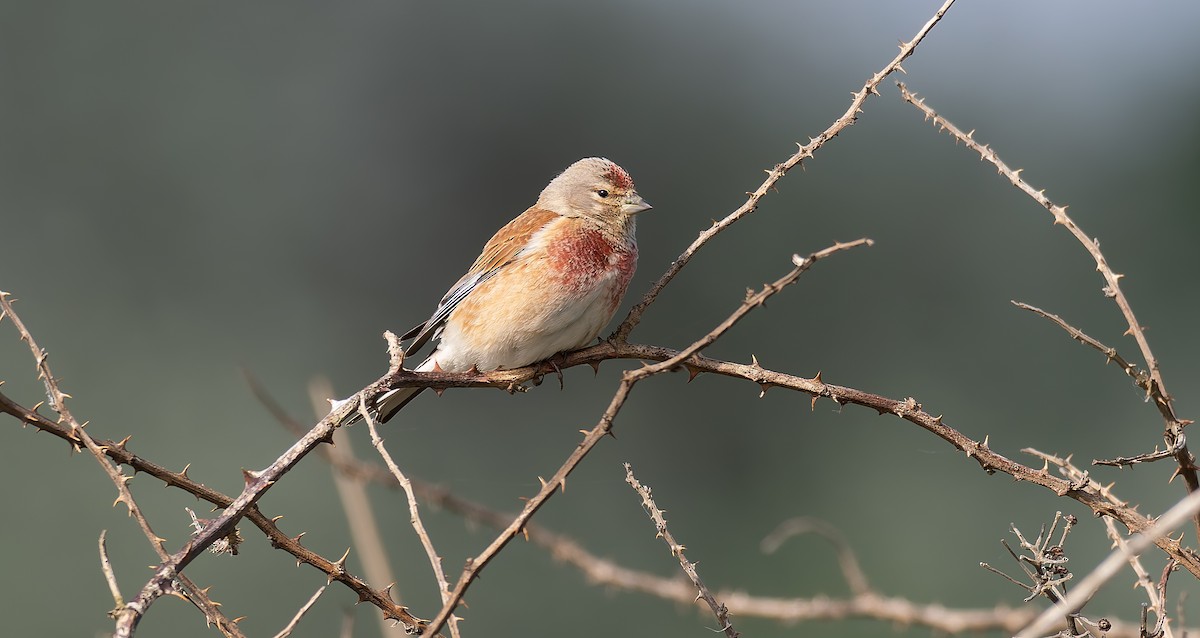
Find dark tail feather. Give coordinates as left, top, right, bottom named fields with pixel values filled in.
left=376, top=386, right=426, bottom=423
left=342, top=386, right=425, bottom=425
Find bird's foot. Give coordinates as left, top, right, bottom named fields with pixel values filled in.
left=537, top=353, right=568, bottom=390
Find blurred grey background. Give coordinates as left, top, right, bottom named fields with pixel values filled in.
left=3, top=1, right=1200, bottom=636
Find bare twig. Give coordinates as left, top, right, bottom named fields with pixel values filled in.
left=272, top=584, right=329, bottom=638
left=99, top=530, right=125, bottom=614
left=897, top=82, right=1200, bottom=538
left=1012, top=301, right=1149, bottom=393
left=1103, top=517, right=1173, bottom=638
left=625, top=463, right=738, bottom=637
left=1010, top=301, right=1182, bottom=468
left=762, top=517, right=871, bottom=597
left=305, top=377, right=402, bottom=638
left=613, top=0, right=956, bottom=341
left=361, top=402, right=460, bottom=638
left=1017, top=488, right=1200, bottom=638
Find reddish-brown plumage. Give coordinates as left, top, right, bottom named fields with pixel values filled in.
left=548, top=226, right=637, bottom=302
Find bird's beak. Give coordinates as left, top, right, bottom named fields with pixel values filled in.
left=621, top=193, right=652, bottom=215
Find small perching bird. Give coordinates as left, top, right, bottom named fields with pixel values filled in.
left=372, top=157, right=651, bottom=423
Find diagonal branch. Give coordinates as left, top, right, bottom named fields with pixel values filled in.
left=625, top=463, right=738, bottom=637
left=361, top=404, right=460, bottom=638
left=896, top=81, right=1200, bottom=537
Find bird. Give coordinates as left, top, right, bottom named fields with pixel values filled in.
left=371, top=157, right=651, bottom=423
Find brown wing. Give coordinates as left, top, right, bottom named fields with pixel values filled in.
left=403, top=207, right=561, bottom=354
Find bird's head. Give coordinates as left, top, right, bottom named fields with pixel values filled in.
left=537, top=157, right=651, bottom=223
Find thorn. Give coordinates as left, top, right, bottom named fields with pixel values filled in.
left=242, top=469, right=260, bottom=486
left=759, top=383, right=773, bottom=398
left=271, top=515, right=284, bottom=523
left=180, top=463, right=191, bottom=479
left=588, top=361, right=601, bottom=375
left=683, top=364, right=702, bottom=383
left=810, top=395, right=819, bottom=411
left=750, top=354, right=761, bottom=368
left=433, top=387, right=445, bottom=397
left=522, top=527, right=530, bottom=541
left=812, top=371, right=823, bottom=384
left=332, top=547, right=351, bottom=577
left=291, top=532, right=307, bottom=545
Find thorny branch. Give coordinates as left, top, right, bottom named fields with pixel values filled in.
left=104, top=328, right=427, bottom=637
left=1017, top=488, right=1200, bottom=638
left=0, top=391, right=423, bottom=631
left=624, top=463, right=738, bottom=638
left=1011, top=302, right=1186, bottom=469
left=897, top=81, right=1200, bottom=539
left=0, top=292, right=245, bottom=638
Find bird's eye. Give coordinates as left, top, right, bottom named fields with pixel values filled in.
left=596, top=189, right=609, bottom=198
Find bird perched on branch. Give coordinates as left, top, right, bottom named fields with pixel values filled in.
left=372, top=157, right=652, bottom=423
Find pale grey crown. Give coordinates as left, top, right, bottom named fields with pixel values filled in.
left=536, top=157, right=651, bottom=220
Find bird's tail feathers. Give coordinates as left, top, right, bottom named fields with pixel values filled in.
left=344, top=355, right=435, bottom=425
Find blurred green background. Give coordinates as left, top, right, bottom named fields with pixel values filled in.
left=3, top=1, right=1200, bottom=636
